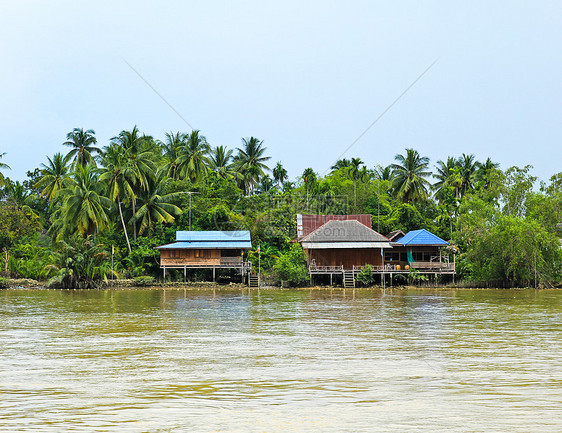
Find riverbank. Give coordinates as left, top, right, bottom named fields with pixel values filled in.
left=1, top=277, right=557, bottom=290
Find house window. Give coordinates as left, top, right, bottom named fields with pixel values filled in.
left=384, top=252, right=401, bottom=261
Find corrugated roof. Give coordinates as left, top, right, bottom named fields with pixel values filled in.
left=302, top=241, right=392, bottom=249
left=297, top=214, right=372, bottom=238
left=397, top=229, right=449, bottom=246
left=300, top=220, right=390, bottom=243
left=386, top=229, right=406, bottom=242
left=155, top=230, right=252, bottom=249
left=156, top=241, right=252, bottom=249
left=176, top=230, right=251, bottom=242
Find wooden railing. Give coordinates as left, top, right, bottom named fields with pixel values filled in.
left=310, top=262, right=455, bottom=273
left=309, top=265, right=344, bottom=273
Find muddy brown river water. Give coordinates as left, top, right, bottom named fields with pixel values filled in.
left=1, top=288, right=560, bottom=432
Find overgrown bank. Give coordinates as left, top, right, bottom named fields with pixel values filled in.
left=0, top=129, right=561, bottom=289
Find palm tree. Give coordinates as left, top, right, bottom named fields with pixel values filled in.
left=56, top=165, right=111, bottom=237
left=330, top=158, right=352, bottom=171
left=99, top=144, right=136, bottom=252
left=476, top=157, right=500, bottom=189
left=0, top=152, right=10, bottom=186
left=36, top=153, right=70, bottom=201
left=257, top=175, right=275, bottom=194
left=110, top=126, right=156, bottom=240
left=176, top=130, right=210, bottom=183
left=130, top=169, right=183, bottom=235
left=63, top=128, right=100, bottom=167
left=391, top=148, right=432, bottom=203
left=3, top=180, right=39, bottom=220
left=433, top=156, right=457, bottom=203
left=373, top=164, right=393, bottom=181
left=161, top=131, right=186, bottom=180
left=272, top=162, right=288, bottom=187
left=458, top=153, right=478, bottom=197
left=346, top=157, right=368, bottom=209
left=302, top=168, right=317, bottom=207
left=209, top=145, right=235, bottom=179
left=233, top=137, right=271, bottom=195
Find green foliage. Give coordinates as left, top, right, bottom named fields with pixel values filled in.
left=133, top=276, right=155, bottom=286
left=356, top=264, right=374, bottom=287
left=273, top=243, right=309, bottom=287
left=9, top=236, right=56, bottom=280
left=6, top=129, right=561, bottom=288
left=407, top=269, right=428, bottom=284
left=464, top=216, right=562, bottom=286
left=47, top=236, right=114, bottom=289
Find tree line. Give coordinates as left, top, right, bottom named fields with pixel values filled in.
left=0, top=127, right=560, bottom=288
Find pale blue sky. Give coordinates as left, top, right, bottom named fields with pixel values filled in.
left=1, top=1, right=561, bottom=181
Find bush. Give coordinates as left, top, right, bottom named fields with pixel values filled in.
left=356, top=264, right=374, bottom=287
left=273, top=244, right=309, bottom=287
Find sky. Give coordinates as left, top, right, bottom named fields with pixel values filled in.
left=1, top=0, right=561, bottom=182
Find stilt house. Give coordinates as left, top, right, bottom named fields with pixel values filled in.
left=155, top=230, right=252, bottom=279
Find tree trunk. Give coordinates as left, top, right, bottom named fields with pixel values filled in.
left=3, top=248, right=9, bottom=276
left=132, top=199, right=137, bottom=241
left=118, top=198, right=132, bottom=253
left=354, top=179, right=357, bottom=210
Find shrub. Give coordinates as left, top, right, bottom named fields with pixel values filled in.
left=273, top=244, right=309, bottom=287
left=356, top=264, right=374, bottom=287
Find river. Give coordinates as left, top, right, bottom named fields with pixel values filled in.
left=0, top=288, right=560, bottom=432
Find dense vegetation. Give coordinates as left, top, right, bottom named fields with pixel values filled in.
left=0, top=128, right=560, bottom=288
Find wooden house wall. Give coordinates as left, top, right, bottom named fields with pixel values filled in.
left=160, top=248, right=221, bottom=266
left=306, top=248, right=383, bottom=269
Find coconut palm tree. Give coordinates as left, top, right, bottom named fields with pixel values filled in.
left=209, top=145, right=235, bottom=180
left=63, top=128, right=100, bottom=168
left=110, top=127, right=156, bottom=240
left=330, top=158, right=352, bottom=172
left=272, top=162, right=288, bottom=187
left=3, top=180, right=39, bottom=220
left=0, top=152, right=10, bottom=186
left=176, top=130, right=210, bottom=183
left=161, top=131, right=186, bottom=180
left=36, top=153, right=71, bottom=201
left=99, top=144, right=136, bottom=252
left=391, top=148, right=432, bottom=203
left=56, top=165, right=111, bottom=238
left=130, top=169, right=183, bottom=235
left=458, top=153, right=478, bottom=197
left=233, top=137, right=271, bottom=195
left=476, top=157, right=500, bottom=189
left=433, top=156, right=457, bottom=203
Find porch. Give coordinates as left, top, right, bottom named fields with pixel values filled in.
left=309, top=255, right=455, bottom=275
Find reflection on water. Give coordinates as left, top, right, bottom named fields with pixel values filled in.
left=0, top=288, right=561, bottom=432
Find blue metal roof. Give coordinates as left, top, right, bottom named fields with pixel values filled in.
left=176, top=230, right=251, bottom=242
left=397, top=229, right=449, bottom=246
left=155, top=231, right=252, bottom=249
left=156, top=241, right=252, bottom=249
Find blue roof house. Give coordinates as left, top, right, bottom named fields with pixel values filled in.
left=155, top=231, right=252, bottom=279
left=385, top=229, right=455, bottom=273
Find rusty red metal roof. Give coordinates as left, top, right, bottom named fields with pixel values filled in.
left=297, top=214, right=372, bottom=238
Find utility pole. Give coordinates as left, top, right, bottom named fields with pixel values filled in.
left=378, top=180, right=380, bottom=233
left=182, top=191, right=199, bottom=231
